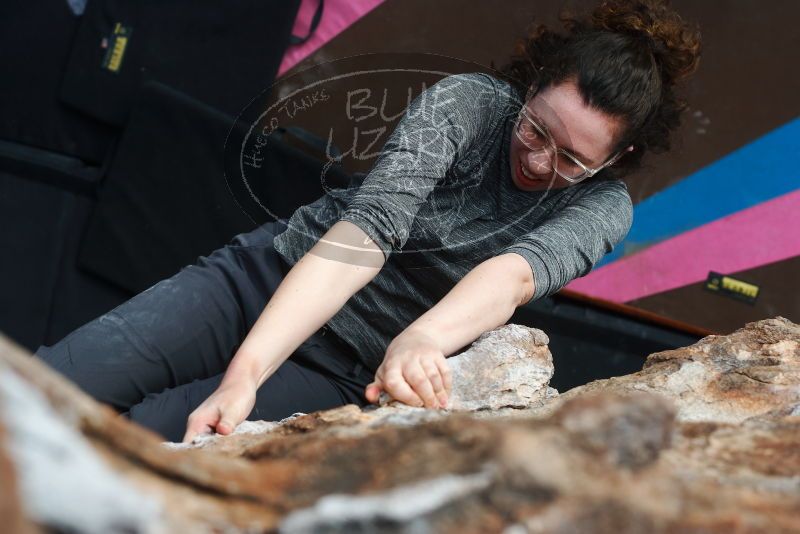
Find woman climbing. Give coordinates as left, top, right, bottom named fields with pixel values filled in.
left=36, top=0, right=701, bottom=443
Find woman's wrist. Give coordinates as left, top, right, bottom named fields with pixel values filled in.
left=221, top=348, right=267, bottom=389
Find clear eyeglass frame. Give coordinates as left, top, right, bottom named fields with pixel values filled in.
left=514, top=84, right=629, bottom=184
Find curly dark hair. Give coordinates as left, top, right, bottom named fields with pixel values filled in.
left=491, top=0, right=702, bottom=180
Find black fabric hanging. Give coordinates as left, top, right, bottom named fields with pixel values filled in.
left=0, top=0, right=116, bottom=164
left=59, top=0, right=303, bottom=126
left=77, top=81, right=351, bottom=294
left=0, top=171, right=69, bottom=350
left=0, top=166, right=130, bottom=352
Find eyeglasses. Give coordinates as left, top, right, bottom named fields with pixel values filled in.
left=514, top=85, right=629, bottom=184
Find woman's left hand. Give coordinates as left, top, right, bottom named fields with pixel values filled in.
left=364, top=329, right=452, bottom=409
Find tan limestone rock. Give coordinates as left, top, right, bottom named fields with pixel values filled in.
left=0, top=317, right=798, bottom=533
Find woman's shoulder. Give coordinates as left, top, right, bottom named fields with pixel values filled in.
left=416, top=72, right=522, bottom=121
left=581, top=177, right=633, bottom=206
left=565, top=177, right=634, bottom=230
left=415, top=72, right=522, bottom=154
left=560, top=176, right=632, bottom=203
left=432, top=72, right=522, bottom=107
left=529, top=177, right=633, bottom=228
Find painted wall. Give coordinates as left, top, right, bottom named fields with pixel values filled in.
left=281, top=0, right=799, bottom=334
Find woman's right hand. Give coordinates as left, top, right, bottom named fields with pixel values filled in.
left=182, top=375, right=257, bottom=443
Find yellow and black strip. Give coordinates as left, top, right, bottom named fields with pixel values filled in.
left=704, top=271, right=759, bottom=304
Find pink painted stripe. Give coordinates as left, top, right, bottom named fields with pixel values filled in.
left=565, top=189, right=800, bottom=302
left=278, top=0, right=386, bottom=77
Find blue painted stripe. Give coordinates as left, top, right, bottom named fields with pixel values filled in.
left=597, top=117, right=800, bottom=268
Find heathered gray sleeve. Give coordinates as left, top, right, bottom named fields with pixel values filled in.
left=501, top=178, right=634, bottom=303
left=339, top=73, right=496, bottom=257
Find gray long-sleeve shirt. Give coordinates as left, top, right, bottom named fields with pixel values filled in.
left=273, top=72, right=633, bottom=371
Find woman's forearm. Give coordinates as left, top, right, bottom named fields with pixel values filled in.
left=223, top=220, right=386, bottom=388
left=402, top=252, right=535, bottom=357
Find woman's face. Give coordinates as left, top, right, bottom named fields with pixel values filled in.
left=509, top=78, right=624, bottom=192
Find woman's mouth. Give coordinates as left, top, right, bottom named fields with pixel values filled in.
left=516, top=158, right=547, bottom=185
left=519, top=160, right=536, bottom=179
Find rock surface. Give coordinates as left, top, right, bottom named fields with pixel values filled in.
left=0, top=368, right=163, bottom=534
left=0, top=317, right=797, bottom=533
left=0, top=414, right=37, bottom=534
left=529, top=315, right=800, bottom=424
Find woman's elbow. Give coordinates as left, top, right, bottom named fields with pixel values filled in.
left=492, top=253, right=536, bottom=308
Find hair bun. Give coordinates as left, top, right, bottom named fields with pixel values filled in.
left=590, top=0, right=701, bottom=85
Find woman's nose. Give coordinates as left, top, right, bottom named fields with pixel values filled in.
left=525, top=147, right=554, bottom=174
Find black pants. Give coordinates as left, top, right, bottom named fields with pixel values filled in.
left=34, top=220, right=375, bottom=442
